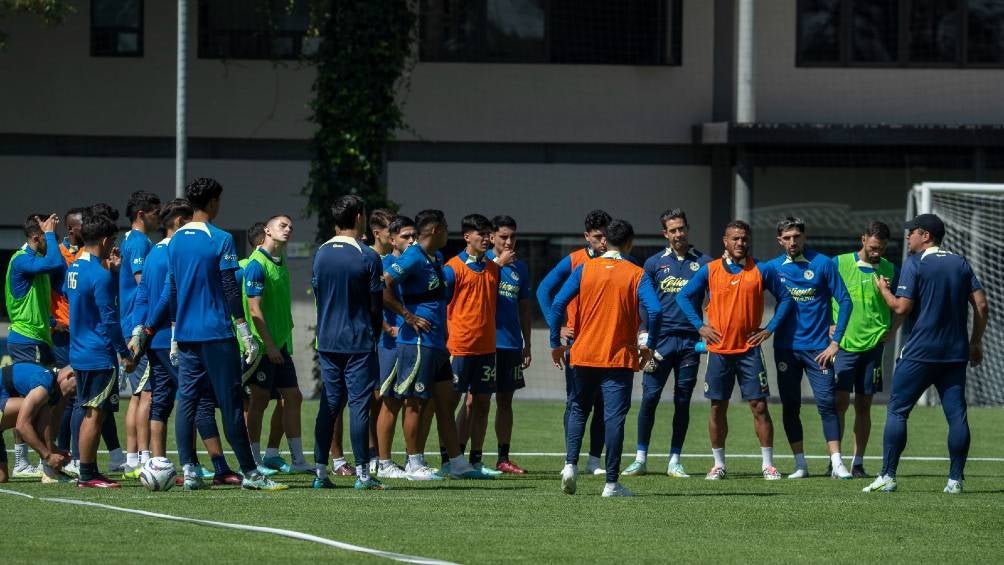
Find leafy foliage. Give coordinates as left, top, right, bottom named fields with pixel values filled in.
left=0, top=0, right=75, bottom=48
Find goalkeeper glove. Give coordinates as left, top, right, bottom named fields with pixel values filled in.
left=235, top=320, right=259, bottom=365
left=169, top=325, right=180, bottom=367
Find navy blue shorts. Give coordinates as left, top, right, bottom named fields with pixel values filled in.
left=704, top=348, right=769, bottom=401
left=148, top=348, right=177, bottom=422
left=8, top=341, right=53, bottom=366
left=775, top=348, right=836, bottom=399
left=452, top=353, right=497, bottom=394
left=648, top=334, right=701, bottom=385
left=241, top=347, right=298, bottom=394
left=123, top=354, right=151, bottom=396
left=377, top=344, right=399, bottom=395
left=393, top=344, right=451, bottom=400
left=51, top=330, right=70, bottom=368
left=77, top=368, right=120, bottom=412
left=835, top=345, right=884, bottom=395
left=495, top=348, right=526, bottom=393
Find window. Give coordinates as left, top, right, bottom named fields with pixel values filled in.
left=198, top=0, right=312, bottom=60
left=797, top=0, right=1004, bottom=67
left=91, top=0, right=143, bottom=57
left=420, top=0, right=682, bottom=66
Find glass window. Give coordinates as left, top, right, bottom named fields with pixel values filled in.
left=798, top=0, right=842, bottom=64
left=851, top=0, right=898, bottom=63
left=198, top=0, right=311, bottom=60
left=909, top=0, right=961, bottom=63
left=967, top=0, right=1004, bottom=63
left=91, top=0, right=143, bottom=57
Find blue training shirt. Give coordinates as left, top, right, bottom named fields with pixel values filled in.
left=380, top=253, right=404, bottom=349
left=118, top=229, right=152, bottom=336
left=166, top=222, right=240, bottom=342
left=768, top=249, right=852, bottom=351
left=132, top=237, right=172, bottom=350
left=10, top=362, right=60, bottom=405
left=644, top=247, right=711, bottom=350
left=7, top=233, right=64, bottom=345
left=64, top=252, right=129, bottom=370
left=312, top=236, right=384, bottom=354
left=897, top=246, right=983, bottom=363
left=386, top=244, right=448, bottom=351
left=487, top=250, right=531, bottom=351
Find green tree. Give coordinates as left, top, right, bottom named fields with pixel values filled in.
left=0, top=0, right=74, bottom=48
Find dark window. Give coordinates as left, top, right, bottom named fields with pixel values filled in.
left=91, top=0, right=143, bottom=57
left=420, top=0, right=682, bottom=66
left=198, top=0, right=312, bottom=60
left=797, top=0, right=1004, bottom=67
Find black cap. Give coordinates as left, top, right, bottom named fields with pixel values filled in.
left=904, top=213, right=945, bottom=241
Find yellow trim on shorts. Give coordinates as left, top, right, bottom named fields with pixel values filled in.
left=83, top=370, right=118, bottom=408
left=379, top=358, right=399, bottom=396
left=393, top=336, right=422, bottom=396
left=242, top=352, right=263, bottom=387
left=135, top=361, right=151, bottom=393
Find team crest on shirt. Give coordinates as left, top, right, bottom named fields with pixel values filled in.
left=777, top=361, right=788, bottom=372
left=690, top=262, right=699, bottom=271
left=415, top=382, right=425, bottom=393
left=511, top=271, right=519, bottom=281
left=803, top=270, right=815, bottom=280
left=391, top=264, right=404, bottom=274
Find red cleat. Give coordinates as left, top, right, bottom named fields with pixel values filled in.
left=331, top=464, right=355, bottom=477
left=77, top=475, right=121, bottom=488
left=175, top=476, right=184, bottom=487
left=496, top=460, right=527, bottom=475
left=213, top=471, right=243, bottom=485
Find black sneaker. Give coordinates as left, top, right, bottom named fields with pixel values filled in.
left=851, top=464, right=868, bottom=478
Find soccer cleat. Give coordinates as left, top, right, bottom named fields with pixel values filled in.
left=943, top=479, right=963, bottom=494
left=473, top=463, right=503, bottom=477
left=851, top=464, right=869, bottom=478
left=621, top=459, right=647, bottom=476
left=107, top=452, right=127, bottom=473
left=601, top=482, right=635, bottom=497
left=262, top=455, right=292, bottom=473
left=213, top=471, right=243, bottom=486
left=121, top=465, right=143, bottom=480
left=40, top=468, right=77, bottom=484
left=449, top=460, right=494, bottom=480
left=198, top=465, right=216, bottom=479
left=255, top=464, right=278, bottom=477
left=831, top=462, right=853, bottom=480
left=862, top=474, right=897, bottom=492
left=354, top=477, right=389, bottom=490
left=77, top=475, right=121, bottom=489
left=406, top=465, right=445, bottom=481
left=377, top=462, right=409, bottom=479
left=666, top=462, right=690, bottom=478
left=560, top=464, right=577, bottom=495
left=435, top=461, right=451, bottom=479
left=291, top=461, right=315, bottom=474
left=584, top=458, right=602, bottom=475
left=241, top=471, right=289, bottom=491
left=184, top=474, right=210, bottom=490
left=312, top=476, right=337, bottom=489
left=62, top=460, right=80, bottom=477
left=787, top=467, right=810, bottom=480
left=331, top=463, right=356, bottom=477
left=762, top=466, right=782, bottom=481
left=13, top=464, right=43, bottom=478
left=495, top=460, right=527, bottom=475
left=705, top=465, right=726, bottom=480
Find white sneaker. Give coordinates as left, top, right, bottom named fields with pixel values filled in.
left=601, top=482, right=634, bottom=497
left=377, top=462, right=409, bottom=479
left=944, top=479, right=963, bottom=494
left=12, top=463, right=43, bottom=478
left=584, top=457, right=602, bottom=475
left=863, top=474, right=897, bottom=492
left=62, top=460, right=80, bottom=477
left=787, top=467, right=809, bottom=479
left=705, top=465, right=726, bottom=480
left=560, top=463, right=577, bottom=495
left=831, top=462, right=853, bottom=480
left=407, top=465, right=444, bottom=481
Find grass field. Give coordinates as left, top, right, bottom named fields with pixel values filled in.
left=2, top=399, right=1004, bottom=564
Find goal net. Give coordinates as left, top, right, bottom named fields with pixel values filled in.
left=909, top=182, right=1004, bottom=406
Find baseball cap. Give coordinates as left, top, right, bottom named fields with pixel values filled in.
left=903, top=213, right=945, bottom=241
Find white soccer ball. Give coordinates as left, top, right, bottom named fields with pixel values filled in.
left=140, top=457, right=177, bottom=492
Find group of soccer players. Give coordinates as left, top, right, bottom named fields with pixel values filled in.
left=0, top=179, right=988, bottom=496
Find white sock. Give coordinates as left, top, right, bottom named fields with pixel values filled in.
left=669, top=452, right=681, bottom=466
left=140, top=451, right=151, bottom=464
left=287, top=437, right=305, bottom=465
left=830, top=452, right=844, bottom=468
left=712, top=448, right=726, bottom=468
left=183, top=463, right=197, bottom=478
left=265, top=447, right=280, bottom=459
left=315, top=463, right=327, bottom=479
left=852, top=454, right=864, bottom=466
left=587, top=455, right=601, bottom=468
left=14, top=443, right=28, bottom=468
left=635, top=450, right=647, bottom=463
left=126, top=452, right=139, bottom=467
left=331, top=456, right=348, bottom=470
left=407, top=454, right=424, bottom=469
left=250, top=442, right=262, bottom=465
left=793, top=452, right=807, bottom=470
left=761, top=447, right=774, bottom=469
left=357, top=465, right=369, bottom=481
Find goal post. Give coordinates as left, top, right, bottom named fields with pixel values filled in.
left=905, top=182, right=1004, bottom=406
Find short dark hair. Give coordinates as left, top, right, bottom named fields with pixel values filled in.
left=369, top=208, right=395, bottom=230
left=461, top=214, right=492, bottom=234
left=725, top=220, right=751, bottom=235
left=863, top=221, right=891, bottom=241
left=584, top=209, right=612, bottom=233
left=23, top=213, right=46, bottom=238
left=492, top=215, right=517, bottom=231
left=81, top=212, right=118, bottom=245
left=332, top=195, right=366, bottom=230
left=776, top=216, right=805, bottom=236
left=89, top=203, right=120, bottom=222
left=660, top=208, right=688, bottom=229
left=247, top=221, right=266, bottom=247
left=158, top=198, right=194, bottom=227
left=184, top=178, right=224, bottom=211
left=266, top=214, right=292, bottom=226
left=388, top=215, right=415, bottom=236
left=65, top=207, right=87, bottom=221
left=126, top=191, right=161, bottom=222
left=605, top=219, right=635, bottom=247
left=415, top=209, right=446, bottom=234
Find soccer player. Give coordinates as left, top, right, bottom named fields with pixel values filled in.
left=373, top=215, right=416, bottom=479
left=51, top=207, right=87, bottom=369
left=1, top=363, right=77, bottom=483
left=767, top=217, right=853, bottom=479
left=832, top=221, right=899, bottom=478
left=623, top=209, right=711, bottom=479
left=369, top=208, right=395, bottom=256
left=677, top=220, right=793, bottom=481
left=537, top=209, right=611, bottom=475
left=5, top=213, right=64, bottom=478
left=65, top=211, right=137, bottom=488
left=381, top=209, right=486, bottom=480
left=865, top=214, right=988, bottom=494
left=484, top=215, right=531, bottom=474
left=141, top=177, right=286, bottom=491
left=120, top=190, right=161, bottom=477
left=241, top=214, right=311, bottom=474
left=550, top=219, right=661, bottom=497
left=311, top=195, right=386, bottom=490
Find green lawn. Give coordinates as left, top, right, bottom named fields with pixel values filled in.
left=2, top=399, right=1003, bottom=564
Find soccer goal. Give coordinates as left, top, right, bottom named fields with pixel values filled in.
left=907, top=182, right=1004, bottom=406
